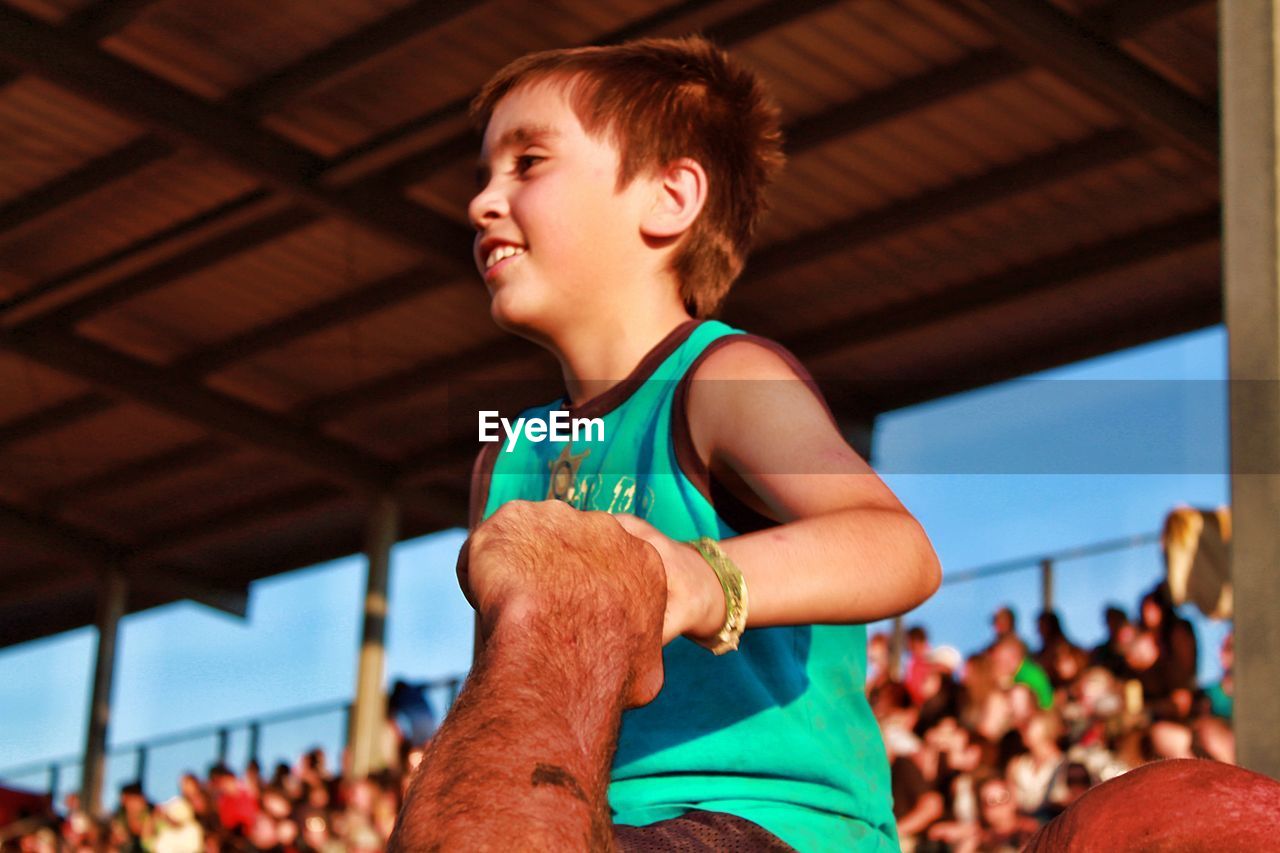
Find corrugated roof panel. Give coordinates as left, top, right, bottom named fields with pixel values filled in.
left=0, top=77, right=143, bottom=206
left=823, top=240, right=1219, bottom=383
left=78, top=218, right=422, bottom=362
left=0, top=150, right=259, bottom=285
left=205, top=279, right=491, bottom=407
left=265, top=0, right=649, bottom=156
left=4, top=0, right=89, bottom=25
left=740, top=145, right=1213, bottom=339
left=1120, top=10, right=1218, bottom=102
left=0, top=354, right=91, bottom=424
left=103, top=0, right=417, bottom=100
left=1, top=401, right=204, bottom=496
left=80, top=446, right=320, bottom=537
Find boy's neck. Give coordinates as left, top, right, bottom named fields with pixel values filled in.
left=555, top=302, right=694, bottom=406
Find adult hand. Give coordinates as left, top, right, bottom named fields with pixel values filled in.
left=611, top=514, right=725, bottom=646
left=458, top=500, right=667, bottom=707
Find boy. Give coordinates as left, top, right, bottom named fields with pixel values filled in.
left=397, top=36, right=940, bottom=851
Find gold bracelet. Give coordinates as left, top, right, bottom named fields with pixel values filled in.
left=688, top=537, right=749, bottom=655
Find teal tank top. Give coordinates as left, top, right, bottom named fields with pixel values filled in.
left=478, top=320, right=897, bottom=851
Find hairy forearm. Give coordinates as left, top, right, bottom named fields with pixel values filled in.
left=391, top=615, right=630, bottom=851
left=722, top=506, right=941, bottom=627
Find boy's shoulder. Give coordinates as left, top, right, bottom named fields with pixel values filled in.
left=686, top=331, right=814, bottom=384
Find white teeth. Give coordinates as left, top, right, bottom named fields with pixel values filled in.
left=484, top=245, right=525, bottom=270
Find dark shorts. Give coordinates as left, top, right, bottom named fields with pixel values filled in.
left=614, top=811, right=796, bottom=852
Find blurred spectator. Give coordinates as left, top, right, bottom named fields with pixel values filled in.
left=388, top=679, right=437, bottom=745
left=1089, top=606, right=1133, bottom=677
left=1034, top=611, right=1087, bottom=690
left=112, top=781, right=149, bottom=853
left=991, top=635, right=1053, bottom=710
left=987, top=606, right=1017, bottom=651
left=1007, top=713, right=1065, bottom=815
left=152, top=797, right=202, bottom=853
left=1140, top=585, right=1198, bottom=691
left=1204, top=632, right=1234, bottom=719
left=904, top=626, right=933, bottom=707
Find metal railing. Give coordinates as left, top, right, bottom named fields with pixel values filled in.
left=0, top=676, right=464, bottom=807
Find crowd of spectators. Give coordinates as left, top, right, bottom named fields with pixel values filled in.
left=5, top=586, right=1233, bottom=852
left=872, top=583, right=1234, bottom=852
left=3, top=682, right=439, bottom=852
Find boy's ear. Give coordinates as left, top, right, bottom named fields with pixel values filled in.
left=640, top=158, right=707, bottom=240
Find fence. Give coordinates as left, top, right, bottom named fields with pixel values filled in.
left=0, top=677, right=463, bottom=809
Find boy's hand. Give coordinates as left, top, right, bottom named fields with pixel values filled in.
left=611, top=514, right=726, bottom=646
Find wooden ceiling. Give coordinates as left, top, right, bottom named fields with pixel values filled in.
left=0, top=0, right=1221, bottom=647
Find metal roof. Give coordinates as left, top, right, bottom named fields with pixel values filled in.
left=0, top=0, right=1221, bottom=647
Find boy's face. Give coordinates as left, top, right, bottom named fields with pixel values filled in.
left=469, top=78, right=655, bottom=337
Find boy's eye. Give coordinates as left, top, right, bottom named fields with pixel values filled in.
left=515, top=154, right=544, bottom=174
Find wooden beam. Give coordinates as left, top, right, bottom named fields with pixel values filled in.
left=128, top=482, right=346, bottom=562
left=951, top=0, right=1218, bottom=165
left=1086, top=0, right=1210, bottom=39
left=322, top=0, right=749, bottom=183
left=174, top=264, right=455, bottom=377
left=0, top=5, right=473, bottom=265
left=787, top=209, right=1221, bottom=364
left=743, top=129, right=1150, bottom=285
left=785, top=50, right=1025, bottom=155
left=0, top=137, right=172, bottom=240
left=0, top=327, right=396, bottom=489
left=66, top=0, right=164, bottom=40
left=859, top=291, right=1220, bottom=414
left=0, top=394, right=114, bottom=450
left=1, top=190, right=277, bottom=325
left=36, top=438, right=228, bottom=509
left=234, top=0, right=480, bottom=117
left=297, top=336, right=539, bottom=422
left=23, top=205, right=320, bottom=330
left=0, top=499, right=248, bottom=616
left=339, top=0, right=846, bottom=188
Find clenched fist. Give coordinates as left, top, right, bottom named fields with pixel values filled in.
left=458, top=500, right=668, bottom=707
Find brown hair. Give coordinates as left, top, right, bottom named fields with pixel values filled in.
left=470, top=36, right=785, bottom=317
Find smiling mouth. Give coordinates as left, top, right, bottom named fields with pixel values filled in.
left=484, top=244, right=525, bottom=271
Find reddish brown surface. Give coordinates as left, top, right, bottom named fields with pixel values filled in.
left=1026, top=759, right=1280, bottom=852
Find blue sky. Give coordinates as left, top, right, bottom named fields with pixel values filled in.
left=0, top=324, right=1232, bottom=803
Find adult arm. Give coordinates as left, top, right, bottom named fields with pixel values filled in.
left=390, top=501, right=666, bottom=851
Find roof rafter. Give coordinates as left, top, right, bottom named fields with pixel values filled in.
left=0, top=5, right=473, bottom=265
left=951, top=0, right=1218, bottom=165
left=234, top=0, right=481, bottom=117
left=866, top=290, right=1220, bottom=414
left=742, top=129, right=1151, bottom=287
left=0, top=327, right=396, bottom=490
left=790, top=209, right=1221, bottom=366
left=0, top=499, right=247, bottom=616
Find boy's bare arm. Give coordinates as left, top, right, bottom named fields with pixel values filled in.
left=390, top=501, right=666, bottom=851
left=622, top=341, right=941, bottom=642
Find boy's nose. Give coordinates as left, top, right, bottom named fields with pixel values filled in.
left=468, top=183, right=508, bottom=230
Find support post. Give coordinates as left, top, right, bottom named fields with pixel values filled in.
left=1221, top=0, right=1280, bottom=779
left=348, top=495, right=399, bottom=778
left=889, top=616, right=906, bottom=682
left=1040, top=559, right=1054, bottom=613
left=81, top=568, right=126, bottom=817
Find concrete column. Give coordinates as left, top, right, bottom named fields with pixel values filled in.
left=348, top=495, right=399, bottom=778
left=1221, top=0, right=1280, bottom=779
left=81, top=568, right=126, bottom=817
